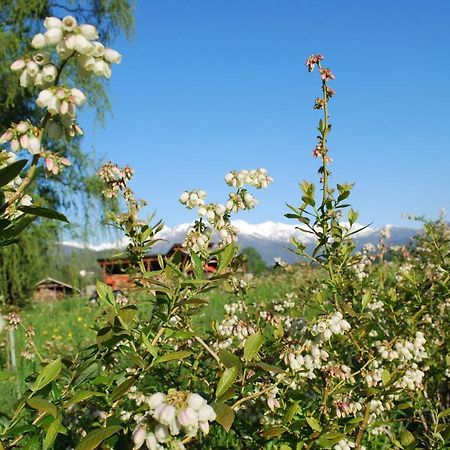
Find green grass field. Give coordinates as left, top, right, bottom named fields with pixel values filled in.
left=0, top=268, right=309, bottom=415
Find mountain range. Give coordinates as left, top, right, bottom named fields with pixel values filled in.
left=63, top=220, right=421, bottom=265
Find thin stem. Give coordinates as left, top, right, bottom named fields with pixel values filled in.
left=194, top=335, right=222, bottom=366
left=355, top=395, right=373, bottom=448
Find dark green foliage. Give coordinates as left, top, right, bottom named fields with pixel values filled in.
left=241, top=246, right=267, bottom=274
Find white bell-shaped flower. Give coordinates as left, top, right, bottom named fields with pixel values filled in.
left=44, top=28, right=63, bottom=45
left=31, top=33, right=46, bottom=49
left=62, top=15, right=77, bottom=31
left=104, top=48, right=122, bottom=64
left=42, top=64, right=57, bottom=82
left=74, top=34, right=93, bottom=55
left=44, top=17, right=62, bottom=29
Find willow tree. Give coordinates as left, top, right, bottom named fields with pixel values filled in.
left=0, top=0, right=134, bottom=304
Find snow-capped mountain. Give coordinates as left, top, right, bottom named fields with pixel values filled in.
left=63, top=220, right=420, bottom=265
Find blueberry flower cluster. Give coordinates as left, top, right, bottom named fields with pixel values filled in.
left=132, top=390, right=216, bottom=449
left=0, top=121, right=41, bottom=155
left=97, top=162, right=134, bottom=198
left=179, top=169, right=272, bottom=255
left=281, top=340, right=330, bottom=379
left=311, top=311, right=351, bottom=342
left=224, top=168, right=273, bottom=189
left=30, top=16, right=121, bottom=78
left=36, top=87, right=86, bottom=117
left=10, top=52, right=58, bottom=88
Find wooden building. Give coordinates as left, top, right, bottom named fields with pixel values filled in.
left=33, top=277, right=80, bottom=302
left=97, top=244, right=217, bottom=289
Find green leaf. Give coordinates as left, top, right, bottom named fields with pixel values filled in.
left=283, top=402, right=300, bottom=424
left=362, top=291, right=372, bottom=309
left=190, top=252, right=205, bottom=280
left=26, top=397, right=57, bottom=418
left=118, top=305, right=137, bottom=325
left=218, top=244, right=236, bottom=271
left=18, top=206, right=69, bottom=223
left=154, top=350, right=192, bottom=364
left=110, top=377, right=136, bottom=402
left=96, top=281, right=114, bottom=304
left=43, top=417, right=61, bottom=450
left=305, top=416, right=322, bottom=432
left=243, top=332, right=263, bottom=362
left=141, top=333, right=158, bottom=358
left=65, top=391, right=106, bottom=407
left=75, top=426, right=122, bottom=450
left=216, top=366, right=238, bottom=398
left=32, top=358, right=62, bottom=392
left=0, top=371, right=13, bottom=382
left=262, top=427, right=286, bottom=437
left=400, top=430, right=415, bottom=446
left=252, top=362, right=284, bottom=373
left=438, top=408, right=450, bottom=419
left=23, top=436, right=40, bottom=450
left=0, top=159, right=27, bottom=187
left=218, top=349, right=242, bottom=371
left=348, top=208, right=359, bottom=225
left=316, top=432, right=346, bottom=447
left=212, top=402, right=235, bottom=431
left=382, top=368, right=391, bottom=386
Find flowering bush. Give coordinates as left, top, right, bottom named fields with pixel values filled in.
left=0, top=17, right=449, bottom=450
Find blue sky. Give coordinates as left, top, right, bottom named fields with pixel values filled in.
left=81, top=0, right=450, bottom=229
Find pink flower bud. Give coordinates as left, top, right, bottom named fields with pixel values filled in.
left=11, top=139, right=20, bottom=152
left=60, top=157, right=71, bottom=166
left=60, top=101, right=69, bottom=115
left=10, top=59, right=26, bottom=71
left=45, top=157, right=54, bottom=172
left=132, top=427, right=146, bottom=449
left=56, top=89, right=66, bottom=99
left=177, top=407, right=198, bottom=427
left=16, top=121, right=29, bottom=133
left=70, top=88, right=86, bottom=105
left=0, top=130, right=13, bottom=144
left=19, top=134, right=29, bottom=149
left=28, top=136, right=41, bottom=155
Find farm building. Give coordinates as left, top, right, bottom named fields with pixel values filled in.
left=33, top=277, right=80, bottom=302
left=97, top=244, right=217, bottom=289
